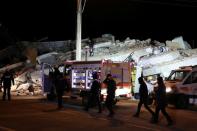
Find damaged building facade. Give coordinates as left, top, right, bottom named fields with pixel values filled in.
left=0, top=35, right=197, bottom=98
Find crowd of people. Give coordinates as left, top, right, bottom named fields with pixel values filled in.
left=0, top=68, right=173, bottom=126
left=84, top=72, right=173, bottom=126
left=85, top=73, right=116, bottom=117
left=134, top=76, right=173, bottom=126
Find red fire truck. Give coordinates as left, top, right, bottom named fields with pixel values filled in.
left=42, top=60, right=133, bottom=105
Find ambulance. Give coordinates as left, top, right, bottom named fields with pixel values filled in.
left=165, top=65, right=197, bottom=108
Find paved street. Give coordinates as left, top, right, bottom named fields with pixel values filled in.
left=0, top=97, right=197, bottom=131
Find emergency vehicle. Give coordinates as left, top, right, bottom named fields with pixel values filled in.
left=165, top=65, right=197, bottom=108
left=42, top=60, right=133, bottom=105
left=65, top=60, right=132, bottom=105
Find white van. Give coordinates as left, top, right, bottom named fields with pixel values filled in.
left=165, top=66, right=197, bottom=108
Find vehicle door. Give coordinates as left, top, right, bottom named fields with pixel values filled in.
left=178, top=72, right=192, bottom=94
left=180, top=71, right=197, bottom=104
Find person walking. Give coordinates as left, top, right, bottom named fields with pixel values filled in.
left=53, top=67, right=61, bottom=88
left=52, top=67, right=61, bottom=97
left=103, top=74, right=116, bottom=117
left=56, top=73, right=67, bottom=109
left=153, top=76, right=173, bottom=126
left=85, top=72, right=102, bottom=113
left=1, top=70, right=15, bottom=101
left=133, top=77, right=155, bottom=119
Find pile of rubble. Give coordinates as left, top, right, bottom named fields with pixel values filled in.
left=0, top=34, right=196, bottom=96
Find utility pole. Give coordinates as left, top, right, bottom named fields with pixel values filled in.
left=76, top=0, right=87, bottom=61
left=76, top=0, right=82, bottom=61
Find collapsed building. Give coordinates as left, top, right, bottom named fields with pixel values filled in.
left=0, top=35, right=196, bottom=96
left=81, top=36, right=197, bottom=93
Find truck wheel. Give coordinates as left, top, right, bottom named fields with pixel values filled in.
left=175, top=94, right=189, bottom=109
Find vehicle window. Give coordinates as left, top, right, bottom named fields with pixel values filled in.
left=168, top=71, right=189, bottom=81
left=192, top=71, right=197, bottom=83
left=184, top=75, right=192, bottom=84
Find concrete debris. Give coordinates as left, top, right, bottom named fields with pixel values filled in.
left=1, top=34, right=196, bottom=96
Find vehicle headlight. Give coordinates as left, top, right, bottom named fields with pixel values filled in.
left=166, top=87, right=172, bottom=93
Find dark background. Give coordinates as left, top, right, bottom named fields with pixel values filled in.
left=0, top=0, right=197, bottom=49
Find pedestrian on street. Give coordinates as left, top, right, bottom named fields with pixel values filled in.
left=133, top=77, right=155, bottom=119
left=103, top=74, right=116, bottom=117
left=85, top=72, right=102, bottom=113
left=53, top=67, right=61, bottom=88
left=153, top=76, right=173, bottom=126
left=56, top=73, right=67, bottom=109
left=1, top=69, right=15, bottom=101
left=51, top=66, right=61, bottom=98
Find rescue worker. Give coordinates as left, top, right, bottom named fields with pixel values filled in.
left=56, top=73, right=67, bottom=109
left=153, top=77, right=173, bottom=126
left=53, top=67, right=61, bottom=87
left=85, top=72, right=102, bottom=113
left=133, top=77, right=155, bottom=119
left=52, top=67, right=61, bottom=96
left=1, top=70, right=15, bottom=101
left=47, top=66, right=61, bottom=101
left=103, top=74, right=116, bottom=117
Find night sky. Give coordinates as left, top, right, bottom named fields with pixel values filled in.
left=0, top=0, right=197, bottom=49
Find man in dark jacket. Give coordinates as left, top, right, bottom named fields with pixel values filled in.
left=103, top=74, right=116, bottom=117
left=133, top=77, right=154, bottom=118
left=53, top=67, right=61, bottom=87
left=56, top=73, right=67, bottom=109
left=153, top=77, right=173, bottom=126
left=1, top=70, right=15, bottom=101
left=85, top=72, right=102, bottom=113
